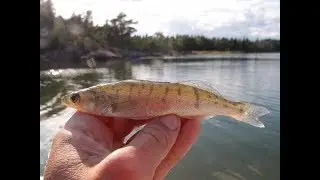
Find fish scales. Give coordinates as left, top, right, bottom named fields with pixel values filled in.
left=120, top=82, right=183, bottom=117
left=118, top=82, right=208, bottom=114
left=61, top=79, right=270, bottom=128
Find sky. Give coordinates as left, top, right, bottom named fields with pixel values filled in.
left=51, top=0, right=280, bottom=39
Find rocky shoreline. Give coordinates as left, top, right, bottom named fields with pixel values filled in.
left=40, top=47, right=279, bottom=71
left=40, top=46, right=180, bottom=71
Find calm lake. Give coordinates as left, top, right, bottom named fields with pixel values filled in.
left=40, top=53, right=280, bottom=180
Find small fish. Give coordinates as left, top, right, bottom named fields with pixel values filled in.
left=61, top=79, right=270, bottom=128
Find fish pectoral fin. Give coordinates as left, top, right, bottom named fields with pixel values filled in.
left=180, top=115, right=214, bottom=120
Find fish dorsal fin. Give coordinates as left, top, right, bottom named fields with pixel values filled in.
left=111, top=79, right=142, bottom=85
left=120, top=79, right=140, bottom=83
left=177, top=80, right=224, bottom=98
left=120, top=79, right=151, bottom=83
left=120, top=79, right=170, bottom=84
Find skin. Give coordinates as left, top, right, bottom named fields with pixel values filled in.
left=43, top=112, right=201, bottom=180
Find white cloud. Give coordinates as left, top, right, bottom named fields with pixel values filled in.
left=51, top=0, right=280, bottom=39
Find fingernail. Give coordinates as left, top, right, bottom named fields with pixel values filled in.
left=160, top=115, right=179, bottom=130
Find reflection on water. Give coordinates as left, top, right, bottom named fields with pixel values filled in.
left=109, top=61, right=134, bottom=80
left=40, top=76, right=67, bottom=119
left=40, top=53, right=280, bottom=180
left=40, top=61, right=135, bottom=119
left=71, top=71, right=103, bottom=88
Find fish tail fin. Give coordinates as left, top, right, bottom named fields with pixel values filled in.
left=231, top=103, right=270, bottom=128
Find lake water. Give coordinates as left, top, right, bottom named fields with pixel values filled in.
left=40, top=53, right=280, bottom=180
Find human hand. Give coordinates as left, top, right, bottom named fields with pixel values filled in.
left=43, top=112, right=201, bottom=180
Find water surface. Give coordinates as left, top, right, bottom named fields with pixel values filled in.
left=40, top=53, right=280, bottom=180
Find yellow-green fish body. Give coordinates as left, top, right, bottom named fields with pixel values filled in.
left=61, top=79, right=270, bottom=128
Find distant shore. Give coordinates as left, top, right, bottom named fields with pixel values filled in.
left=40, top=49, right=279, bottom=71
left=40, top=1, right=280, bottom=71
left=141, top=51, right=279, bottom=61
left=191, top=50, right=244, bottom=54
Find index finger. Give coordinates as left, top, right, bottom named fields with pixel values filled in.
left=154, top=118, right=201, bottom=179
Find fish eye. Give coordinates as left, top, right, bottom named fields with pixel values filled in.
left=70, top=93, right=80, bottom=103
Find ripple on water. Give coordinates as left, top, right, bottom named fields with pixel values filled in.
left=40, top=57, right=280, bottom=179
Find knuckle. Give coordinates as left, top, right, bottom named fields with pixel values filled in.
left=50, top=129, right=73, bottom=149
left=53, top=129, right=70, bottom=142
left=107, top=154, right=141, bottom=178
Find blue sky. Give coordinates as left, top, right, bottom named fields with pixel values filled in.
left=52, top=0, right=280, bottom=39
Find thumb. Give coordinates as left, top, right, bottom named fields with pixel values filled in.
left=126, top=114, right=181, bottom=169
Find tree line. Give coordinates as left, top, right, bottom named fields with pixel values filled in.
left=40, top=0, right=280, bottom=61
